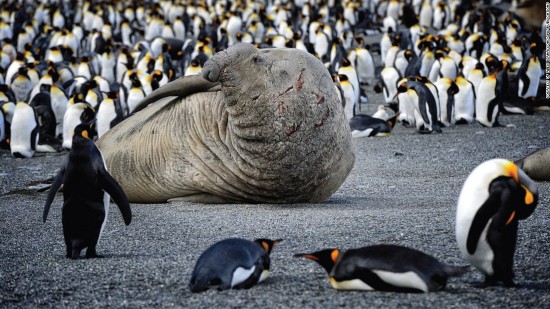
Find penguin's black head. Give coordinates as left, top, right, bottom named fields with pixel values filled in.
left=485, top=55, right=498, bottom=73
left=448, top=81, right=459, bottom=96
left=416, top=76, right=430, bottom=84
left=131, top=78, right=142, bottom=88
left=254, top=239, right=282, bottom=255
left=387, top=112, right=399, bottom=129
left=396, top=81, right=408, bottom=94
left=105, top=91, right=119, bottom=99
left=73, top=119, right=96, bottom=141
left=294, top=248, right=341, bottom=274
left=338, top=74, right=349, bottom=82
left=340, top=58, right=351, bottom=67
left=474, top=62, right=484, bottom=71
left=402, top=50, right=412, bottom=61
left=17, top=66, right=29, bottom=77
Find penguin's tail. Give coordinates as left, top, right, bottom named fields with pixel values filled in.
left=444, top=265, right=470, bottom=277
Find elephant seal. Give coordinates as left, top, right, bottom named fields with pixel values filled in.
left=96, top=43, right=355, bottom=203
left=515, top=147, right=550, bottom=181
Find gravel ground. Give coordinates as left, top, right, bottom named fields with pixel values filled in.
left=1, top=97, right=549, bottom=308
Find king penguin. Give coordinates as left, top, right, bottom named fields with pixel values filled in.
left=338, top=58, right=361, bottom=109
left=338, top=74, right=356, bottom=120
left=517, top=43, right=542, bottom=100
left=453, top=76, right=476, bottom=125
left=349, top=113, right=398, bottom=138
left=189, top=238, right=281, bottom=292
left=475, top=72, right=500, bottom=127
left=96, top=91, right=124, bottom=138
left=456, top=159, right=538, bottom=286
left=376, top=66, right=401, bottom=104
left=43, top=120, right=132, bottom=259
left=295, top=244, right=468, bottom=292
left=10, top=66, right=33, bottom=103
left=62, top=102, right=95, bottom=150
left=396, top=79, right=442, bottom=134
left=10, top=101, right=39, bottom=158
left=434, top=77, right=458, bottom=127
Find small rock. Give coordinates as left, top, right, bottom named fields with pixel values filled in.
left=506, top=123, right=517, bottom=128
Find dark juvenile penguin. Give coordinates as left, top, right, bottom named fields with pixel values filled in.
left=456, top=159, right=539, bottom=286
left=189, top=238, right=281, bottom=293
left=349, top=113, right=398, bottom=138
left=30, top=92, right=63, bottom=153
left=43, top=120, right=132, bottom=259
left=295, top=244, right=468, bottom=292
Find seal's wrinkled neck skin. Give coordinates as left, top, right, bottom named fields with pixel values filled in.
left=201, top=43, right=354, bottom=202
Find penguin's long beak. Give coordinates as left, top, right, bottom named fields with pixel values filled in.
left=294, top=253, right=319, bottom=261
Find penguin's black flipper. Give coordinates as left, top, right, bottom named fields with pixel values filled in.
left=443, top=265, right=470, bottom=277
left=412, top=88, right=430, bottom=125
left=43, top=163, right=66, bottom=223
left=466, top=178, right=511, bottom=255
left=516, top=59, right=530, bottom=97
left=98, top=168, right=132, bottom=225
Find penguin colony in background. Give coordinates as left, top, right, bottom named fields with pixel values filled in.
left=0, top=0, right=545, bottom=293
left=0, top=0, right=547, bottom=152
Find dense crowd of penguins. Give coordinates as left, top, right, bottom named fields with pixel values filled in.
left=0, top=0, right=547, bottom=157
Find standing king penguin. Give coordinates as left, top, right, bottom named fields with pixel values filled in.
left=43, top=120, right=132, bottom=259
left=456, top=159, right=538, bottom=286
left=10, top=101, right=38, bottom=158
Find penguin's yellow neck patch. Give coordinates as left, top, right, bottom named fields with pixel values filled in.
left=82, top=130, right=90, bottom=139
left=505, top=162, right=519, bottom=183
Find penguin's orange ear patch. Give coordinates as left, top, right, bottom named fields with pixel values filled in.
left=81, top=130, right=90, bottom=139
left=331, top=249, right=340, bottom=263
left=261, top=241, right=269, bottom=252
left=522, top=185, right=534, bottom=205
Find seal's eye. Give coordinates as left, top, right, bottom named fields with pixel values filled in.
left=252, top=55, right=263, bottom=63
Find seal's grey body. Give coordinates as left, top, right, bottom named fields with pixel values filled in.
left=515, top=147, right=550, bottom=181
left=97, top=43, right=355, bottom=203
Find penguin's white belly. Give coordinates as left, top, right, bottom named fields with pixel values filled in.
left=521, top=65, right=542, bottom=98
left=373, top=270, right=429, bottom=292
left=330, top=277, right=374, bottom=290
left=231, top=266, right=256, bottom=287
left=351, top=129, right=374, bottom=138
left=464, top=222, right=494, bottom=276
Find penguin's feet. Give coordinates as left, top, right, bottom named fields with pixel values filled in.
left=69, top=249, right=82, bottom=259
left=85, top=247, right=104, bottom=258
left=417, top=128, right=433, bottom=134
left=502, top=279, right=516, bottom=288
